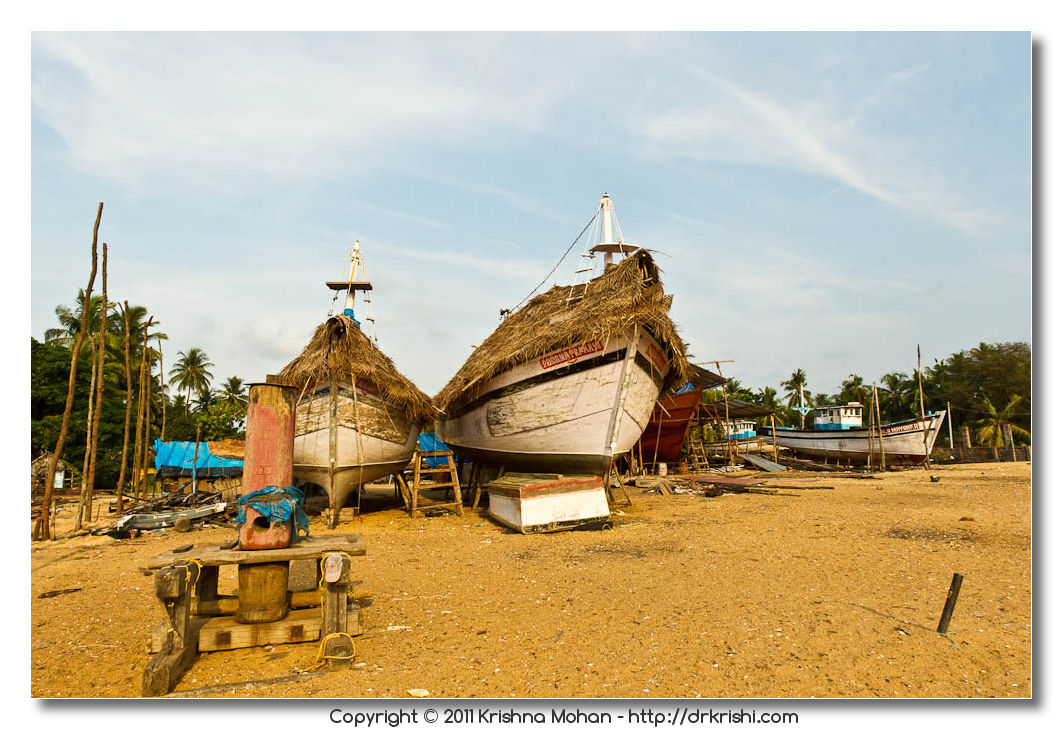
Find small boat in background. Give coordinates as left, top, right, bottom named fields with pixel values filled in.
left=280, top=242, right=433, bottom=526
left=487, top=473, right=610, bottom=533
left=761, top=401, right=946, bottom=466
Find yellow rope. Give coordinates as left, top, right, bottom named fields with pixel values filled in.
left=305, top=632, right=356, bottom=671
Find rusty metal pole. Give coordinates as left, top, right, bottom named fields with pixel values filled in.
left=236, top=375, right=296, bottom=624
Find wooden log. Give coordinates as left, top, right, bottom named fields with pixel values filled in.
left=196, top=607, right=359, bottom=652
left=235, top=562, right=290, bottom=624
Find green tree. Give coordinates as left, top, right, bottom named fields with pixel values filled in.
left=780, top=368, right=810, bottom=410
left=169, top=347, right=214, bottom=412
left=219, top=376, right=247, bottom=406
left=973, top=395, right=1030, bottom=447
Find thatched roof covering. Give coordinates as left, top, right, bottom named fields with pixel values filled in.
left=435, top=249, right=692, bottom=412
left=279, top=315, right=433, bottom=423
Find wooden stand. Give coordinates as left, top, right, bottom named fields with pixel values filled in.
left=142, top=535, right=366, bottom=696
left=396, top=447, right=463, bottom=517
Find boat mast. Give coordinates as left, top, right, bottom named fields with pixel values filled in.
left=325, top=240, right=377, bottom=342
left=795, top=383, right=812, bottom=430
left=569, top=193, right=637, bottom=303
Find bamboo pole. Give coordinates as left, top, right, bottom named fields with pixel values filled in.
left=916, top=345, right=930, bottom=470
left=78, top=243, right=108, bottom=529
left=37, top=202, right=102, bottom=541
left=116, top=302, right=133, bottom=516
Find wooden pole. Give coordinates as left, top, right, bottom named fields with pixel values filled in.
left=159, top=337, right=167, bottom=441
left=37, top=202, right=102, bottom=540
left=936, top=573, right=964, bottom=634
left=141, top=335, right=154, bottom=496
left=771, top=413, right=778, bottom=463
left=873, top=385, right=886, bottom=472
left=77, top=352, right=97, bottom=527
left=946, top=401, right=954, bottom=450
left=916, top=345, right=930, bottom=470
left=717, top=363, right=734, bottom=467
left=78, top=243, right=109, bottom=529
left=192, top=423, right=202, bottom=494
left=116, top=301, right=133, bottom=516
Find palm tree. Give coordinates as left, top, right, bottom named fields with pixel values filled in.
left=219, top=376, right=247, bottom=406
left=44, top=290, right=112, bottom=347
left=879, top=371, right=917, bottom=422
left=169, top=348, right=214, bottom=412
left=780, top=368, right=810, bottom=410
left=973, top=395, right=1030, bottom=447
left=837, top=373, right=870, bottom=410
left=755, top=386, right=786, bottom=425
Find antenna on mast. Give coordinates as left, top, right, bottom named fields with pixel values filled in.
left=325, top=240, right=378, bottom=342
left=567, top=193, right=638, bottom=304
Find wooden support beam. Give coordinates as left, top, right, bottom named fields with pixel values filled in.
left=142, top=562, right=200, bottom=696
left=321, top=553, right=354, bottom=670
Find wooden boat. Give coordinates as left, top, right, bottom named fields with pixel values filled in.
left=434, top=194, right=691, bottom=477
left=637, top=385, right=706, bottom=465
left=487, top=473, right=610, bottom=533
left=761, top=401, right=946, bottom=466
left=279, top=242, right=432, bottom=526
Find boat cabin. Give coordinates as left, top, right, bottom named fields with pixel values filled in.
left=723, top=420, right=758, bottom=439
left=812, top=402, right=864, bottom=431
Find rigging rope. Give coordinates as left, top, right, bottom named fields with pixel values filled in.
left=508, top=212, right=598, bottom=315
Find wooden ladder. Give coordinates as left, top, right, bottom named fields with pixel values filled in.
left=688, top=438, right=711, bottom=472
left=397, top=448, right=464, bottom=518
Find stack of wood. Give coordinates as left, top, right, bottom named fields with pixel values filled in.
left=629, top=473, right=836, bottom=498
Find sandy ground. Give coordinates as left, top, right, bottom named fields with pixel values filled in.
left=30, top=462, right=1031, bottom=698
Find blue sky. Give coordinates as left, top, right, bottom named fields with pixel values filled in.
left=30, top=32, right=1031, bottom=398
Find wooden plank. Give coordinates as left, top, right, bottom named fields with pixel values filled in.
left=197, top=607, right=363, bottom=652
left=146, top=535, right=365, bottom=569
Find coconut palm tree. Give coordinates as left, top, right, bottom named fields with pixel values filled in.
left=219, top=376, right=247, bottom=406
left=837, top=373, right=870, bottom=410
left=973, top=394, right=1030, bottom=447
left=780, top=368, right=810, bottom=410
left=755, top=385, right=786, bottom=425
left=879, top=370, right=921, bottom=422
left=169, top=348, right=214, bottom=413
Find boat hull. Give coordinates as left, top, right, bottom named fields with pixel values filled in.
left=292, top=382, right=418, bottom=509
left=437, top=327, right=669, bottom=474
left=762, top=411, right=947, bottom=465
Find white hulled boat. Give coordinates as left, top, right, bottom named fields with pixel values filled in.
left=280, top=242, right=432, bottom=525
left=434, top=194, right=690, bottom=477
left=762, top=396, right=946, bottom=466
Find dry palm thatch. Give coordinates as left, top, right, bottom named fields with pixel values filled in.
left=435, top=249, right=691, bottom=412
left=279, top=315, right=433, bottom=423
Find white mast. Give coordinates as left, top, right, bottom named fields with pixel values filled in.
left=325, top=240, right=377, bottom=341
left=600, top=194, right=615, bottom=267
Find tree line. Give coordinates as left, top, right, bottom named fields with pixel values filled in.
left=712, top=341, right=1031, bottom=446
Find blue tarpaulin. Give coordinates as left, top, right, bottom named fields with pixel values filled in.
left=417, top=433, right=452, bottom=468
left=154, top=440, right=244, bottom=479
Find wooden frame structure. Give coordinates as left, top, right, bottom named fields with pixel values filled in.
left=142, top=534, right=366, bottom=696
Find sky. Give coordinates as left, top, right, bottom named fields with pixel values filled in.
left=30, top=32, right=1032, bottom=398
